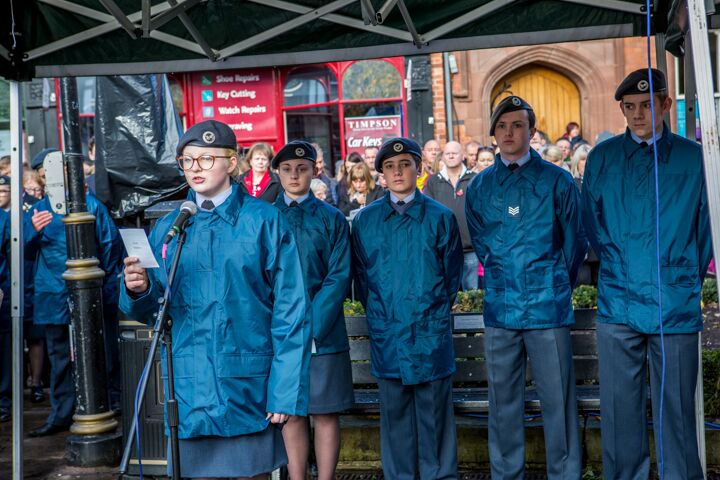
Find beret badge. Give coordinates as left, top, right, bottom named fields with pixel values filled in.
left=202, top=131, right=216, bottom=144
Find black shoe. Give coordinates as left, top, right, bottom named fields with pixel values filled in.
left=29, top=423, right=69, bottom=437
left=30, top=386, right=45, bottom=403
left=0, top=408, right=10, bottom=423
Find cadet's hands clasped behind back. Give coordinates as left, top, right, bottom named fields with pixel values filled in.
left=123, top=257, right=149, bottom=294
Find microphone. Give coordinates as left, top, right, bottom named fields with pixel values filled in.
left=163, top=201, right=198, bottom=245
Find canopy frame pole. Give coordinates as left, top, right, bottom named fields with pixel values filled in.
left=9, top=80, right=24, bottom=480
left=684, top=35, right=698, bottom=140
left=561, top=0, right=645, bottom=13
left=396, top=0, right=423, bottom=47
left=97, top=0, right=138, bottom=38
left=142, top=0, right=151, bottom=37
left=166, top=0, right=218, bottom=60
left=686, top=2, right=716, bottom=477
left=376, top=0, right=399, bottom=24
left=148, top=0, right=204, bottom=31
left=360, top=0, right=378, bottom=25
left=217, top=0, right=356, bottom=59
left=0, top=44, right=9, bottom=61
left=248, top=0, right=412, bottom=41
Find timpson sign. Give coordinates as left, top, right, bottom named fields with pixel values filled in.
left=345, top=115, right=402, bottom=155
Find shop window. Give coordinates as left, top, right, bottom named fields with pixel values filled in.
left=284, top=66, right=338, bottom=107
left=342, top=60, right=402, bottom=100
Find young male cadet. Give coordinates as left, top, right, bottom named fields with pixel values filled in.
left=351, top=137, right=464, bottom=480
left=121, top=121, right=311, bottom=478
left=465, top=96, right=586, bottom=480
left=581, top=69, right=710, bottom=480
left=25, top=172, right=122, bottom=437
left=273, top=140, right=355, bottom=480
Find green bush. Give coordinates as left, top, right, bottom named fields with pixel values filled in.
left=572, top=285, right=598, bottom=309
left=453, top=289, right=485, bottom=313
left=702, top=277, right=718, bottom=305
left=704, top=349, right=720, bottom=419
left=343, top=299, right=365, bottom=316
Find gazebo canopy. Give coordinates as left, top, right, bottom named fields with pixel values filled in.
left=1, top=0, right=693, bottom=80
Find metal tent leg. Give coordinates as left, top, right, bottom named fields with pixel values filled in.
left=686, top=0, right=720, bottom=476
left=9, top=80, right=25, bottom=480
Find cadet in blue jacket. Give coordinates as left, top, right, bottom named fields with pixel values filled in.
left=273, top=140, right=354, bottom=480
left=352, top=137, right=464, bottom=480
left=121, top=120, right=311, bottom=479
left=582, top=69, right=710, bottom=480
left=25, top=185, right=122, bottom=437
left=466, top=96, right=586, bottom=480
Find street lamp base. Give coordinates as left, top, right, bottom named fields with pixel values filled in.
left=66, top=431, right=122, bottom=467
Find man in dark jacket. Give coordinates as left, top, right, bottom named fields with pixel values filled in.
left=424, top=141, right=477, bottom=290
left=582, top=68, right=710, bottom=479
left=466, top=96, right=586, bottom=479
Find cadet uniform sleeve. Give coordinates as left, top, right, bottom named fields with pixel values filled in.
left=464, top=177, right=487, bottom=262
left=119, top=224, right=165, bottom=325
left=264, top=212, right=311, bottom=416
left=698, top=165, right=713, bottom=278
left=311, top=212, right=351, bottom=344
left=556, top=176, right=588, bottom=287
left=350, top=217, right=369, bottom=308
left=23, top=205, right=43, bottom=259
left=93, top=200, right=124, bottom=302
left=580, top=151, right=607, bottom=256
left=440, top=212, right=464, bottom=302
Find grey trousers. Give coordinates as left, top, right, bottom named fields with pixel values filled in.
left=597, top=323, right=703, bottom=480
left=485, top=326, right=581, bottom=480
left=377, top=376, right=458, bottom=480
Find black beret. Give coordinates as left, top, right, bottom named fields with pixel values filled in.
left=614, top=68, right=667, bottom=101
left=271, top=140, right=316, bottom=169
left=30, top=148, right=59, bottom=170
left=176, top=120, right=237, bottom=156
left=489, top=96, right=534, bottom=136
left=375, top=137, right=422, bottom=173
left=0, top=176, right=9, bottom=186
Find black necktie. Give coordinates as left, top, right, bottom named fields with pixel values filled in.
left=639, top=142, right=648, bottom=148
left=396, top=200, right=405, bottom=206
left=508, top=163, right=519, bottom=171
left=289, top=201, right=299, bottom=207
left=201, top=199, right=215, bottom=210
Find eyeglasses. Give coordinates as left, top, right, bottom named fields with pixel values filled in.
left=24, top=187, right=43, bottom=194
left=176, top=154, right=231, bottom=171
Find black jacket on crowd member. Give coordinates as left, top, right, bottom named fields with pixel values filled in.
left=337, top=184, right=384, bottom=217
left=423, top=168, right=476, bottom=252
left=237, top=170, right=282, bottom=203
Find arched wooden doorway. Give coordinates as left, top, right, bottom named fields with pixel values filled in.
left=491, top=65, right=581, bottom=142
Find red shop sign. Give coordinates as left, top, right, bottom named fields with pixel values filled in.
left=344, top=115, right=402, bottom=155
left=189, top=69, right=277, bottom=143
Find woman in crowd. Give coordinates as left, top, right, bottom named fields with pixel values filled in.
left=570, top=144, right=591, bottom=189
left=334, top=152, right=363, bottom=207
left=542, top=145, right=571, bottom=172
left=337, top=163, right=383, bottom=216
left=475, top=146, right=496, bottom=173
left=237, top=142, right=281, bottom=202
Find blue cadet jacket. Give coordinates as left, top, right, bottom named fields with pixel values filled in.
left=0, top=210, right=10, bottom=332
left=351, top=191, right=464, bottom=385
left=24, top=193, right=122, bottom=326
left=465, top=149, right=587, bottom=330
left=581, top=127, right=712, bottom=334
left=119, top=184, right=311, bottom=439
left=273, top=192, right=351, bottom=355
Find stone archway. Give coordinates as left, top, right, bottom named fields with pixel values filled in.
left=480, top=46, right=610, bottom=144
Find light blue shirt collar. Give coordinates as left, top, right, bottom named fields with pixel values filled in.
left=500, top=150, right=531, bottom=168
left=284, top=192, right=310, bottom=206
left=196, top=185, right=233, bottom=211
left=390, top=191, right=416, bottom=205
left=630, top=125, right=664, bottom=145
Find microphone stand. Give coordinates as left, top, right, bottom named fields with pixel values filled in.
left=119, top=230, right=187, bottom=480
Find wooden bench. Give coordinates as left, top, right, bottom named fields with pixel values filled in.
left=345, top=309, right=600, bottom=414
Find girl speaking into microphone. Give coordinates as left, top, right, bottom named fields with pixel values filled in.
left=121, top=120, right=311, bottom=480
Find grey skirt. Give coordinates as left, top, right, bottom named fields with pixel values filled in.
left=167, top=425, right=287, bottom=478
left=308, top=350, right=355, bottom=414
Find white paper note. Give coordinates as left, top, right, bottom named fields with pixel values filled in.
left=120, top=229, right=160, bottom=268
